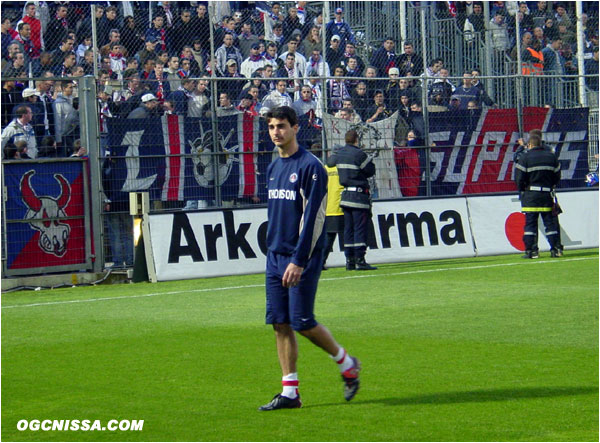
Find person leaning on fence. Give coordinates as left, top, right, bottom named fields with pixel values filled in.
left=327, top=129, right=377, bottom=271
left=514, top=132, right=561, bottom=259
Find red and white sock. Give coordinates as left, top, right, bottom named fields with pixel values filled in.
left=331, top=347, right=354, bottom=373
left=281, top=373, right=299, bottom=399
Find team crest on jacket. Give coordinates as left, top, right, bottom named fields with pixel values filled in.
left=289, top=173, right=298, bottom=183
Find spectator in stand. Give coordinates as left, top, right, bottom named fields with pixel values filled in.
left=370, top=37, right=397, bottom=77
left=146, top=15, right=169, bottom=54
left=220, top=59, right=244, bottom=100
left=180, top=45, right=202, bottom=76
left=465, top=2, right=487, bottom=41
left=277, top=53, right=303, bottom=97
left=190, top=3, right=210, bottom=53
left=532, top=27, right=546, bottom=47
left=38, top=135, right=58, bottom=157
left=394, top=133, right=421, bottom=197
left=2, top=80, right=22, bottom=128
left=292, top=85, right=317, bottom=117
left=2, top=105, right=37, bottom=157
left=584, top=46, right=599, bottom=92
left=53, top=52, right=76, bottom=77
left=364, top=65, right=383, bottom=98
left=128, top=93, right=160, bottom=118
left=21, top=87, right=42, bottom=138
left=4, top=51, right=27, bottom=78
left=306, top=73, right=324, bottom=117
left=168, top=77, right=196, bottom=116
left=260, top=79, right=293, bottom=115
left=327, top=65, right=351, bottom=113
left=177, top=57, right=192, bottom=78
left=542, top=37, right=564, bottom=105
left=107, top=43, right=127, bottom=79
left=237, top=92, right=259, bottom=117
left=543, top=17, right=559, bottom=41
left=511, top=31, right=533, bottom=61
left=453, top=72, right=483, bottom=110
left=340, top=42, right=365, bottom=75
left=408, top=102, right=425, bottom=137
left=489, top=11, right=511, bottom=52
left=51, top=37, right=75, bottom=71
left=351, top=82, right=371, bottom=121
left=20, top=2, right=42, bottom=56
left=279, top=35, right=307, bottom=75
left=301, top=27, right=322, bottom=59
left=241, top=42, right=267, bottom=78
left=514, top=2, right=535, bottom=33
left=238, top=21, right=260, bottom=59
left=385, top=67, right=402, bottom=109
left=99, top=6, right=120, bottom=47
left=421, top=57, right=444, bottom=89
left=249, top=10, right=265, bottom=39
left=557, top=24, right=576, bottom=50
left=264, top=42, right=280, bottom=70
left=121, top=15, right=144, bottom=57
left=326, top=34, right=344, bottom=69
left=397, top=41, right=423, bottom=77
left=216, top=92, right=239, bottom=116
left=2, top=18, right=18, bottom=62
left=283, top=6, right=303, bottom=42
left=149, top=62, right=171, bottom=104
left=334, top=100, right=362, bottom=123
left=53, top=80, right=77, bottom=153
left=471, top=68, right=495, bottom=107
left=554, top=3, right=573, bottom=30
left=45, top=4, right=69, bottom=51
left=531, top=1, right=553, bottom=21
left=171, top=9, right=194, bottom=56
left=140, top=57, right=156, bottom=83
left=12, top=22, right=38, bottom=62
left=100, top=29, right=123, bottom=57
left=188, top=78, right=211, bottom=118
left=343, top=57, right=361, bottom=90
left=366, top=90, right=392, bottom=123
left=428, top=68, right=454, bottom=107
left=326, top=7, right=355, bottom=50
left=270, top=23, right=286, bottom=51
left=136, top=37, right=158, bottom=67
left=76, top=36, right=92, bottom=64
left=215, top=33, right=243, bottom=76
left=522, top=38, right=544, bottom=75
left=561, top=44, right=578, bottom=76
left=78, top=5, right=104, bottom=44
left=166, top=56, right=181, bottom=90
left=34, top=74, right=56, bottom=145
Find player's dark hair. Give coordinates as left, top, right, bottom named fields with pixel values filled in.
left=265, top=106, right=298, bottom=126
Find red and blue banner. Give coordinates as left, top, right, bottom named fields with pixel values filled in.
left=427, top=107, right=589, bottom=195
left=4, top=160, right=88, bottom=271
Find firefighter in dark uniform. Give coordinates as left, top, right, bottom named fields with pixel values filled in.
left=514, top=132, right=561, bottom=258
left=515, top=129, right=564, bottom=256
left=327, top=129, right=377, bottom=271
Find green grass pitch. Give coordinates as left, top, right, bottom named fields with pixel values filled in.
left=2, top=250, right=598, bottom=441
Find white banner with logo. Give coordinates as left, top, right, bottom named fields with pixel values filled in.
left=148, top=190, right=598, bottom=281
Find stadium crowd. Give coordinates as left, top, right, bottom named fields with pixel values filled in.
left=1, top=0, right=598, bottom=160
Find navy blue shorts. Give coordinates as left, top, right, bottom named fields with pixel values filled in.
left=265, top=250, right=323, bottom=331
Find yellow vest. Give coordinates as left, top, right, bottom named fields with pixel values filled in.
left=325, top=165, right=344, bottom=216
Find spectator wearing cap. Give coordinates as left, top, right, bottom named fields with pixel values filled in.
left=128, top=93, right=160, bottom=118
left=238, top=22, right=260, bottom=59
left=279, top=37, right=307, bottom=76
left=385, top=67, right=403, bottom=109
left=370, top=37, right=397, bottom=77
left=168, top=78, right=196, bottom=116
left=21, top=87, right=44, bottom=143
left=326, top=34, right=345, bottom=69
left=215, top=32, right=243, bottom=76
left=326, top=7, right=356, bottom=50
left=241, top=42, right=267, bottom=78
left=220, top=59, right=244, bottom=99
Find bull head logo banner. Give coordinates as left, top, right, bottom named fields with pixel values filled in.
left=20, top=170, right=72, bottom=257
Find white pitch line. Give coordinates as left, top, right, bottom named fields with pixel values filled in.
left=2, top=256, right=597, bottom=310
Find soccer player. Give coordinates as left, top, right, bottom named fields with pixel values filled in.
left=259, top=106, right=361, bottom=411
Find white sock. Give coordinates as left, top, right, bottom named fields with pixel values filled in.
left=331, top=347, right=354, bottom=373
left=281, top=373, right=299, bottom=399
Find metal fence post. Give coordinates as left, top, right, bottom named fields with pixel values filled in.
left=79, top=75, right=104, bottom=272
left=576, top=1, right=588, bottom=108
left=208, top=1, right=222, bottom=207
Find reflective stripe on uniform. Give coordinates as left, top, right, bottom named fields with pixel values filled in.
left=522, top=207, right=553, bottom=212
left=345, top=242, right=366, bottom=248
left=524, top=231, right=537, bottom=236
left=336, top=163, right=360, bottom=170
left=359, top=157, right=371, bottom=170
left=527, top=165, right=560, bottom=173
left=341, top=201, right=371, bottom=209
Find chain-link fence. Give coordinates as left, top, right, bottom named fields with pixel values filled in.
left=1, top=1, right=598, bottom=274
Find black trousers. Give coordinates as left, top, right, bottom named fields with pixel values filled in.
left=523, top=211, right=559, bottom=251
left=343, top=208, right=369, bottom=259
